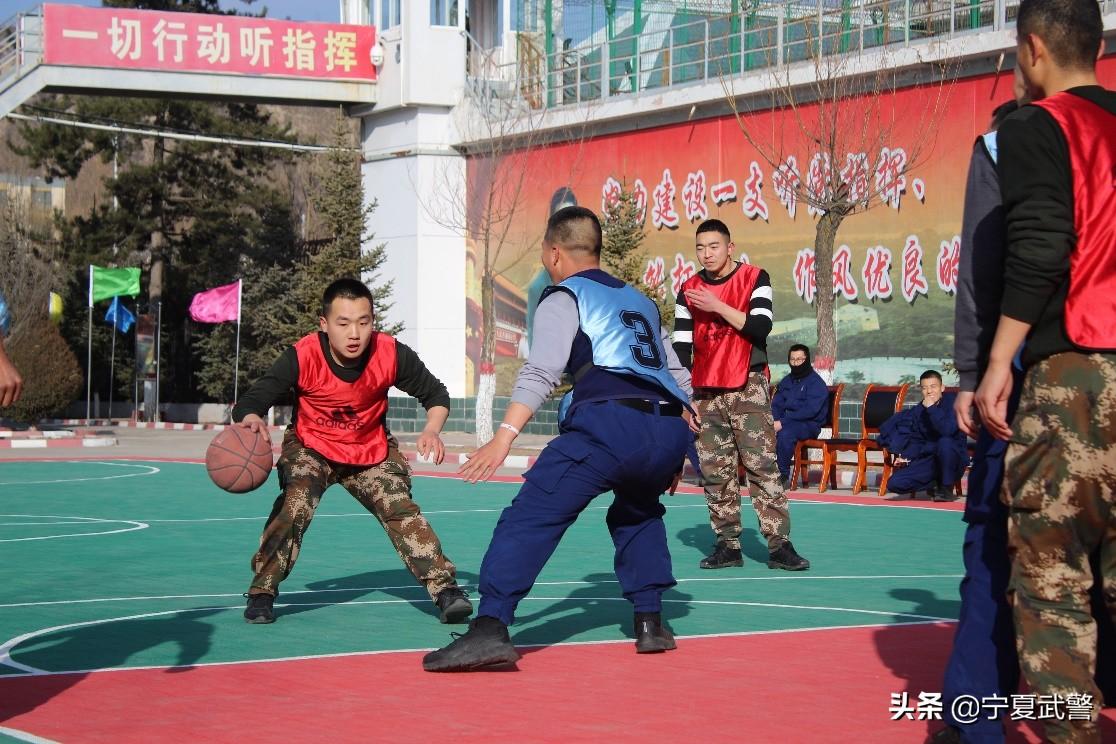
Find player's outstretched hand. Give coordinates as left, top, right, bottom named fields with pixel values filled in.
left=0, top=346, right=22, bottom=408
left=954, top=390, right=978, bottom=438
left=683, top=408, right=701, bottom=434
left=417, top=428, right=446, bottom=465
left=975, top=362, right=1014, bottom=441
left=237, top=413, right=265, bottom=433
left=459, top=437, right=511, bottom=484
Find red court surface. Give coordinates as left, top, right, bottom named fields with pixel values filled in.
left=3, top=621, right=1112, bottom=743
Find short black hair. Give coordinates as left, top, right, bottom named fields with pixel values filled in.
left=696, top=218, right=731, bottom=241
left=545, top=205, right=602, bottom=256
left=990, top=99, right=1020, bottom=130
left=321, top=278, right=373, bottom=317
left=919, top=369, right=943, bottom=383
left=1017, top=0, right=1102, bottom=71
left=788, top=344, right=811, bottom=361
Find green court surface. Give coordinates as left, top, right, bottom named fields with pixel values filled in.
left=0, top=459, right=966, bottom=676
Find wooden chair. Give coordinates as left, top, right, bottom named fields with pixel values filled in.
left=803, top=383, right=905, bottom=495
left=789, top=384, right=845, bottom=492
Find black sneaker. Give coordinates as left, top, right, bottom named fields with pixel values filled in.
left=634, top=612, right=677, bottom=654
left=699, top=541, right=743, bottom=569
left=244, top=593, right=275, bottom=624
left=435, top=586, right=474, bottom=624
left=767, top=540, right=810, bottom=571
left=931, top=484, right=958, bottom=502
left=422, top=616, right=520, bottom=672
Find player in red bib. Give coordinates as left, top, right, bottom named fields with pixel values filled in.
left=232, top=278, right=471, bottom=625
left=673, top=219, right=809, bottom=571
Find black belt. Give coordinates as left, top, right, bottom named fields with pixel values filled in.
left=614, top=398, right=683, bottom=416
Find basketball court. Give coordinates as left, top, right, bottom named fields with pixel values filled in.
left=2, top=455, right=1111, bottom=742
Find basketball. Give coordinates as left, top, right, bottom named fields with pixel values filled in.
left=206, top=426, right=274, bottom=493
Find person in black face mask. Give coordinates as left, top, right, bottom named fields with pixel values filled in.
left=771, top=345, right=829, bottom=489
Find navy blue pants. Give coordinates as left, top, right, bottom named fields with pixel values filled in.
left=477, top=400, right=690, bottom=626
left=886, top=437, right=965, bottom=493
left=775, top=420, right=820, bottom=480
left=686, top=436, right=703, bottom=479
left=942, top=429, right=1018, bottom=743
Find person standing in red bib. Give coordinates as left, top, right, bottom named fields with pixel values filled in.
left=672, top=219, right=809, bottom=571
left=232, top=278, right=471, bottom=626
left=974, top=0, right=1116, bottom=739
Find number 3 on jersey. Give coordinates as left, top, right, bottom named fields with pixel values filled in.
left=619, top=310, right=664, bottom=369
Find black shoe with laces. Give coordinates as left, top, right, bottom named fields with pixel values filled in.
left=634, top=612, right=677, bottom=654
left=767, top=540, right=810, bottom=571
left=931, top=484, right=958, bottom=502
left=699, top=541, right=743, bottom=569
left=422, top=616, right=520, bottom=672
left=435, top=586, right=474, bottom=624
left=243, top=593, right=275, bottom=624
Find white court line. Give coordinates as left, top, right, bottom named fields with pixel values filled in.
left=0, top=574, right=963, bottom=610
left=128, top=499, right=960, bottom=524
left=0, top=462, right=160, bottom=486
left=0, top=618, right=953, bottom=678
left=0, top=726, right=60, bottom=744
left=0, top=598, right=951, bottom=676
left=0, top=515, right=149, bottom=543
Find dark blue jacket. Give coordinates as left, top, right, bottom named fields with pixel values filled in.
left=772, top=371, right=828, bottom=428
left=879, top=401, right=966, bottom=460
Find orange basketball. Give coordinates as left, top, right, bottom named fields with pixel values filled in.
left=206, top=426, right=274, bottom=493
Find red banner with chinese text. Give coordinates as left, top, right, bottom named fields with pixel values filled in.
left=42, top=4, right=376, bottom=81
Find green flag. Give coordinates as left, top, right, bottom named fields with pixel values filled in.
left=89, top=265, right=141, bottom=306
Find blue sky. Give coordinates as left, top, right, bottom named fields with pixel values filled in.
left=0, top=1, right=341, bottom=23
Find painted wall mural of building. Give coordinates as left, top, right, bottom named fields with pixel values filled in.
left=463, top=56, right=1116, bottom=394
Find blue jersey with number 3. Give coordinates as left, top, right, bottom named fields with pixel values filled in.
left=546, top=272, right=689, bottom=420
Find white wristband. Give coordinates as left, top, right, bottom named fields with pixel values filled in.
left=499, top=422, right=520, bottom=437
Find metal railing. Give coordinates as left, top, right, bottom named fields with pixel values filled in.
left=472, top=0, right=1114, bottom=110
left=0, top=5, right=43, bottom=95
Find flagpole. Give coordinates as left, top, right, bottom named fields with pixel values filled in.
left=133, top=302, right=139, bottom=423
left=154, top=300, right=162, bottom=424
left=86, top=265, right=93, bottom=421
left=233, top=279, right=242, bottom=407
left=108, top=310, right=116, bottom=421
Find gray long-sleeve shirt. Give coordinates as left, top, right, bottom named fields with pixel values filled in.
left=954, top=137, right=1005, bottom=392
left=510, top=290, right=693, bottom=413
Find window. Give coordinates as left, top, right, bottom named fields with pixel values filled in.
left=381, top=0, right=402, bottom=28
left=31, top=188, right=52, bottom=219
left=431, top=0, right=459, bottom=26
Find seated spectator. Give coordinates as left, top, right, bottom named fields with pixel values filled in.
left=879, top=370, right=966, bottom=501
left=771, top=344, right=828, bottom=488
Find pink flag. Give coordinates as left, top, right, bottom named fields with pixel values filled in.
left=189, top=280, right=241, bottom=324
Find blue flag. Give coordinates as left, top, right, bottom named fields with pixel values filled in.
left=104, top=296, right=135, bottom=333
left=0, top=290, right=10, bottom=338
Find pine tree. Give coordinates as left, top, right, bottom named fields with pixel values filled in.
left=601, top=184, right=673, bottom=327
left=279, top=111, right=400, bottom=341
left=13, top=1, right=300, bottom=404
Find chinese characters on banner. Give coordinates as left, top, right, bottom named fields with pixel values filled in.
left=832, top=244, right=858, bottom=301
left=43, top=4, right=376, bottom=80
left=793, top=248, right=817, bottom=305
left=901, top=235, right=930, bottom=303
left=600, top=149, right=951, bottom=307
left=682, top=170, right=708, bottom=223
left=863, top=246, right=894, bottom=301
left=651, top=169, right=680, bottom=229
left=937, top=236, right=961, bottom=294
left=742, top=161, right=769, bottom=222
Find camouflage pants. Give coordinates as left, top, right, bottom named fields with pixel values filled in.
left=1003, top=352, right=1116, bottom=744
left=695, top=373, right=791, bottom=551
left=248, top=430, right=458, bottom=600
